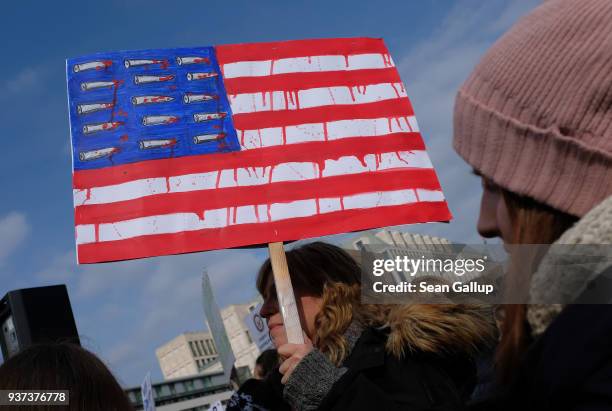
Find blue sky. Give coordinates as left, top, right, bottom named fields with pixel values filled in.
left=0, top=0, right=539, bottom=387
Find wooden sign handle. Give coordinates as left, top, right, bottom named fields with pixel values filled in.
left=268, top=242, right=305, bottom=345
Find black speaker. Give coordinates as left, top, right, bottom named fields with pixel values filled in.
left=0, top=284, right=80, bottom=360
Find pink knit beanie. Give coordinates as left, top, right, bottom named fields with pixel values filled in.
left=453, top=0, right=612, bottom=217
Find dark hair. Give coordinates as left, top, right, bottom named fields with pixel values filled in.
left=254, top=349, right=279, bottom=379
left=496, top=190, right=578, bottom=384
left=256, top=241, right=361, bottom=300
left=0, top=343, right=134, bottom=411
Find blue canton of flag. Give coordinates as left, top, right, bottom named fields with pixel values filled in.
left=67, top=47, right=240, bottom=171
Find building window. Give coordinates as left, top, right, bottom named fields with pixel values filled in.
left=199, top=340, right=208, bottom=356
left=188, top=341, right=197, bottom=357
left=206, top=339, right=215, bottom=354
left=160, top=385, right=171, bottom=396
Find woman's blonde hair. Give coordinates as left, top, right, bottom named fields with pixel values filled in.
left=257, top=242, right=495, bottom=366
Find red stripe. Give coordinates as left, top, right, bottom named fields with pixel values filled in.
left=232, top=99, right=414, bottom=130
left=216, top=38, right=388, bottom=64
left=75, top=169, right=441, bottom=225
left=224, top=68, right=401, bottom=95
left=73, top=134, right=425, bottom=188
left=77, top=201, right=452, bottom=263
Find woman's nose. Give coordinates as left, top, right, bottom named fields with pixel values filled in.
left=477, top=183, right=502, bottom=239
left=259, top=298, right=278, bottom=319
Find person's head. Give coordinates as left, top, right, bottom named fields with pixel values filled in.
left=257, top=241, right=361, bottom=362
left=453, top=0, right=612, bottom=381
left=0, top=343, right=134, bottom=411
left=454, top=0, right=612, bottom=231
left=475, top=175, right=578, bottom=245
left=258, top=242, right=495, bottom=365
left=254, top=349, right=279, bottom=379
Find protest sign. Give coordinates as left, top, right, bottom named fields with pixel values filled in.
left=66, top=37, right=450, bottom=264
left=208, top=400, right=224, bottom=411
left=140, top=372, right=156, bottom=411
left=66, top=37, right=451, bottom=345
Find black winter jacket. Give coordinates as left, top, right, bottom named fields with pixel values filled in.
left=471, top=304, right=612, bottom=411
left=315, top=327, right=478, bottom=411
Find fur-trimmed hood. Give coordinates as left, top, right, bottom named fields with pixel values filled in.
left=380, top=304, right=495, bottom=358
left=528, top=195, right=612, bottom=336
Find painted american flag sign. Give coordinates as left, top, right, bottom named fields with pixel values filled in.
left=67, top=38, right=451, bottom=264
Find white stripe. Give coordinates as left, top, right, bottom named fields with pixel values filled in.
left=236, top=205, right=259, bottom=224
left=318, top=198, right=342, bottom=213
left=73, top=178, right=168, bottom=206
left=342, top=189, right=417, bottom=210
left=168, top=171, right=219, bottom=193
left=239, top=116, right=418, bottom=150
left=270, top=199, right=317, bottom=221
left=228, top=82, right=407, bottom=114
left=223, top=53, right=394, bottom=79
left=416, top=189, right=445, bottom=202
left=239, top=128, right=284, bottom=148
left=271, top=162, right=318, bottom=183
left=75, top=188, right=442, bottom=244
left=408, top=116, right=420, bottom=133
left=326, top=117, right=416, bottom=139
left=286, top=123, right=324, bottom=145
left=73, top=189, right=88, bottom=206
left=76, top=225, right=96, bottom=244
left=322, top=151, right=432, bottom=177
left=73, top=150, right=431, bottom=206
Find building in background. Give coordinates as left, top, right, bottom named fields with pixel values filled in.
left=345, top=228, right=453, bottom=252
left=345, top=229, right=501, bottom=286
left=156, top=332, right=220, bottom=380
left=156, top=298, right=262, bottom=380
left=125, top=365, right=251, bottom=411
left=221, top=299, right=261, bottom=373
left=345, top=229, right=458, bottom=284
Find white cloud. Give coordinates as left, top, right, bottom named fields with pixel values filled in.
left=0, top=212, right=30, bottom=265
left=3, top=66, right=45, bottom=96
left=393, top=0, right=540, bottom=243
left=75, top=258, right=153, bottom=299
left=35, top=250, right=77, bottom=281
left=35, top=249, right=155, bottom=299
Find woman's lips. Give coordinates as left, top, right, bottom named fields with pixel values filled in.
left=269, top=323, right=284, bottom=332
